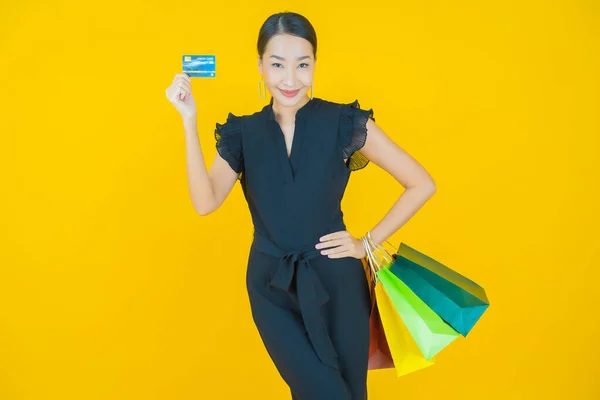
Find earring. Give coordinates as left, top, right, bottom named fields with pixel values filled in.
left=258, top=78, right=266, bottom=99
left=310, top=82, right=314, bottom=99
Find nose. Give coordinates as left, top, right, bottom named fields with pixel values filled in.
left=285, top=68, right=296, bottom=87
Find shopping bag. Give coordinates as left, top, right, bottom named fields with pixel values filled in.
left=361, top=234, right=434, bottom=377
left=377, top=267, right=460, bottom=360
left=375, top=282, right=435, bottom=376
left=367, top=293, right=395, bottom=370
left=361, top=258, right=394, bottom=371
left=391, top=243, right=490, bottom=337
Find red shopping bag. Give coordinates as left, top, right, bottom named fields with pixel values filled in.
left=362, top=258, right=394, bottom=370
left=368, top=295, right=394, bottom=369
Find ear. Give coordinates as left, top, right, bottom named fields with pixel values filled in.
left=257, top=54, right=263, bottom=75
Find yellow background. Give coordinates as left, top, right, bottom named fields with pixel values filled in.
left=1, top=0, right=599, bottom=399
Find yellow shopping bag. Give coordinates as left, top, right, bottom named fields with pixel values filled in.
left=375, top=282, right=435, bottom=377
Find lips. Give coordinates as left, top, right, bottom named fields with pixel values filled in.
left=279, top=88, right=300, bottom=97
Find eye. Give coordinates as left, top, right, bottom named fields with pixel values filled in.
left=299, top=63, right=309, bottom=68
left=271, top=63, right=283, bottom=68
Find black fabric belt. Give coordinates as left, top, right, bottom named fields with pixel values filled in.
left=252, top=229, right=340, bottom=371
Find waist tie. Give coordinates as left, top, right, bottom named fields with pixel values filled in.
left=252, top=229, right=340, bottom=371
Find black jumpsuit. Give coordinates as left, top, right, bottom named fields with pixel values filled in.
left=214, top=96, right=375, bottom=400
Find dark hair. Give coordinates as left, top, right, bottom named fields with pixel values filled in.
left=257, top=12, right=317, bottom=62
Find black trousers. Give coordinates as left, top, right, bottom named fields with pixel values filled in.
left=246, top=230, right=371, bottom=400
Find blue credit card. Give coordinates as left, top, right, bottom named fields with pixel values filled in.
left=182, top=55, right=216, bottom=78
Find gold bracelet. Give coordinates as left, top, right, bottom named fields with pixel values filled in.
left=366, top=230, right=377, bottom=246
left=360, top=231, right=371, bottom=258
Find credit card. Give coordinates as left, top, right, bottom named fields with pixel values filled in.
left=182, top=55, right=216, bottom=78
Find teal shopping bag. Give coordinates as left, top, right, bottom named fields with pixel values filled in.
left=390, top=243, right=490, bottom=337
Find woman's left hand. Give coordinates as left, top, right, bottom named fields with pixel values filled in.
left=315, top=230, right=366, bottom=259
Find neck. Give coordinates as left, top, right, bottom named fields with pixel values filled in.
left=272, top=96, right=311, bottom=122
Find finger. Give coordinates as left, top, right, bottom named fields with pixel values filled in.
left=177, top=76, right=191, bottom=85
left=179, top=88, right=188, bottom=100
left=318, top=230, right=349, bottom=242
left=319, top=242, right=351, bottom=255
left=179, top=74, right=191, bottom=85
left=315, top=239, right=344, bottom=249
left=179, top=86, right=191, bottom=100
left=175, top=73, right=191, bottom=83
left=177, top=81, right=191, bottom=93
left=172, top=78, right=190, bottom=93
left=316, top=237, right=350, bottom=249
left=325, top=248, right=353, bottom=259
left=175, top=87, right=185, bottom=101
left=174, top=82, right=191, bottom=98
left=168, top=83, right=188, bottom=102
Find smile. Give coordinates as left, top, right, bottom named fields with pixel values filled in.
left=279, top=88, right=300, bottom=97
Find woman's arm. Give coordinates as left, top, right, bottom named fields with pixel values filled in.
left=183, top=116, right=238, bottom=215
left=358, top=118, right=437, bottom=245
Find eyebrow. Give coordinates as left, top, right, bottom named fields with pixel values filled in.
left=269, top=54, right=311, bottom=61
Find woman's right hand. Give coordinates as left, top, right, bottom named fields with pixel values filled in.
left=166, top=72, right=197, bottom=119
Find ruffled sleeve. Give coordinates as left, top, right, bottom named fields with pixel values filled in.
left=214, top=112, right=244, bottom=180
left=339, top=99, right=375, bottom=171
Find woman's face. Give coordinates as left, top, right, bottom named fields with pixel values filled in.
left=258, top=34, right=315, bottom=107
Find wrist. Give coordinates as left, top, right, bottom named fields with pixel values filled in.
left=360, top=232, right=372, bottom=255
left=367, top=230, right=382, bottom=247
left=182, top=114, right=197, bottom=127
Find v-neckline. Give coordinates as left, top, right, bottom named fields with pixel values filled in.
left=270, top=97, right=314, bottom=159
left=266, top=97, right=317, bottom=183
left=277, top=121, right=297, bottom=161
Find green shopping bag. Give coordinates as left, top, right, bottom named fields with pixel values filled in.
left=377, top=267, right=460, bottom=360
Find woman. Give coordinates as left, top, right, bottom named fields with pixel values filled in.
left=166, top=11, right=437, bottom=400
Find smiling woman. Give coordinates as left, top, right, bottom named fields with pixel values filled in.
left=214, top=13, right=377, bottom=400
left=195, top=10, right=436, bottom=400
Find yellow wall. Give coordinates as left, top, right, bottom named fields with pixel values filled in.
left=1, top=1, right=598, bottom=399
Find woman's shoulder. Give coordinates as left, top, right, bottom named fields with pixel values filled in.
left=315, top=97, right=372, bottom=115
left=316, top=97, right=348, bottom=107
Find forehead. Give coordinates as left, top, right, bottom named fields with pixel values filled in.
left=265, top=34, right=313, bottom=58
